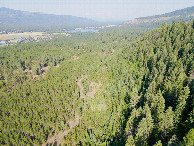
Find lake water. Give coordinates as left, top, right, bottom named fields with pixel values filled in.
left=13, top=38, right=22, bottom=40
left=69, top=28, right=99, bottom=33
left=0, top=42, right=18, bottom=46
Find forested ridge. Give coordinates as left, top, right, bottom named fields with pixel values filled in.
left=0, top=20, right=193, bottom=145
left=123, top=6, right=194, bottom=31
left=0, top=7, right=99, bottom=32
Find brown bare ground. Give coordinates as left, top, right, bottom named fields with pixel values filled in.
left=56, top=64, right=59, bottom=68
left=23, top=69, right=32, bottom=73
left=43, top=116, right=79, bottom=146
left=73, top=56, right=79, bottom=60
left=111, top=48, right=115, bottom=53
left=103, top=52, right=108, bottom=56
left=33, top=75, right=39, bottom=79
left=103, top=49, right=115, bottom=56
left=41, top=66, right=50, bottom=72
left=41, top=66, right=50, bottom=78
left=77, top=74, right=101, bottom=98
left=32, top=66, right=50, bottom=79
left=86, top=82, right=102, bottom=98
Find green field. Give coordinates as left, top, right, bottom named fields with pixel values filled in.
left=0, top=32, right=69, bottom=46
left=0, top=32, right=46, bottom=40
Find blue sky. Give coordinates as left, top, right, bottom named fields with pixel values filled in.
left=0, top=0, right=193, bottom=21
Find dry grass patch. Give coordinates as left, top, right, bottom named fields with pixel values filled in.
left=0, top=32, right=45, bottom=40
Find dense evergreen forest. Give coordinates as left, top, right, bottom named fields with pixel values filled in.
left=0, top=20, right=193, bottom=145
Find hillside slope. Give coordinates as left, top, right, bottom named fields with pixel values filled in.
left=124, top=6, right=194, bottom=26
left=0, top=20, right=193, bottom=145
left=0, top=7, right=98, bottom=31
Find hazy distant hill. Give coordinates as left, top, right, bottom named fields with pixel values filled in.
left=0, top=7, right=98, bottom=32
left=124, top=6, right=194, bottom=26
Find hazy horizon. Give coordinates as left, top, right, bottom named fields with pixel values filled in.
left=0, top=0, right=194, bottom=21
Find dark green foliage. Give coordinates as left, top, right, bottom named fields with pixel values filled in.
left=182, top=128, right=194, bottom=146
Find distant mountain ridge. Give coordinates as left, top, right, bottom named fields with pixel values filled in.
left=0, top=7, right=98, bottom=31
left=124, top=6, right=194, bottom=25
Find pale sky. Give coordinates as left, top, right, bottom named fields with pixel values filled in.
left=0, top=0, right=194, bottom=21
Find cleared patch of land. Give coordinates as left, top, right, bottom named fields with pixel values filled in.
left=0, top=32, right=45, bottom=40
left=43, top=116, right=80, bottom=146
left=23, top=65, right=60, bottom=79
left=86, top=81, right=102, bottom=98
left=103, top=48, right=115, bottom=56
left=77, top=74, right=101, bottom=98
left=51, top=33, right=69, bottom=36
left=73, top=55, right=79, bottom=60
left=0, top=32, right=70, bottom=46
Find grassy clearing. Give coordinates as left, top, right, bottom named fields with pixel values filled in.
left=0, top=32, right=47, bottom=40
left=0, top=32, right=71, bottom=47
left=51, top=33, right=69, bottom=36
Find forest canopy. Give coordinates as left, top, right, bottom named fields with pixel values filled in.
left=0, top=20, right=193, bottom=145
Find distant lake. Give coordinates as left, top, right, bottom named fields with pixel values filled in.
left=13, top=38, right=23, bottom=40
left=69, top=28, right=99, bottom=33
left=0, top=42, right=17, bottom=46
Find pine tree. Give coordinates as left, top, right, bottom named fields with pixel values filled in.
left=135, top=104, right=153, bottom=144
left=154, top=140, right=162, bottom=146
left=159, top=107, right=174, bottom=138
left=174, top=86, right=190, bottom=124
left=126, top=135, right=135, bottom=146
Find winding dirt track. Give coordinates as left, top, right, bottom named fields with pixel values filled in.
left=43, top=116, right=79, bottom=146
